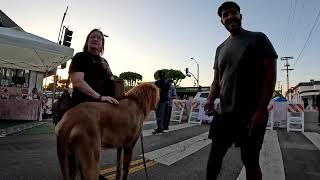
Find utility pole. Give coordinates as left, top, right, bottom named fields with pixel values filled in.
left=51, top=6, right=69, bottom=107
left=190, top=58, right=199, bottom=88
left=281, top=56, right=294, bottom=99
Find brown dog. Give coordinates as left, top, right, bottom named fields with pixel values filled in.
left=55, top=83, right=160, bottom=180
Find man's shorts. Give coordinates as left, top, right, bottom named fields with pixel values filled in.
left=208, top=112, right=268, bottom=151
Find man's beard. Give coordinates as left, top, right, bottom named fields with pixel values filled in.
left=224, top=19, right=242, bottom=33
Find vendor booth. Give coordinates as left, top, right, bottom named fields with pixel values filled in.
left=0, top=27, right=73, bottom=121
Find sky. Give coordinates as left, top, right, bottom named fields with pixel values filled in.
left=1, top=0, right=320, bottom=90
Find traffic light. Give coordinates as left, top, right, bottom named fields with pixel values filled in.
left=63, top=28, right=73, bottom=47
left=185, top=68, right=191, bottom=77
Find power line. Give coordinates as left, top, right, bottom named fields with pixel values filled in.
left=282, top=0, right=294, bottom=54
left=294, top=7, right=320, bottom=66
left=287, top=0, right=299, bottom=47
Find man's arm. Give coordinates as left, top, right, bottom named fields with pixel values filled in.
left=205, top=69, right=220, bottom=114
left=250, top=57, right=277, bottom=128
left=170, top=86, right=177, bottom=99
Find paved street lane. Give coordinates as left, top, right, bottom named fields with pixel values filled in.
left=0, top=117, right=320, bottom=180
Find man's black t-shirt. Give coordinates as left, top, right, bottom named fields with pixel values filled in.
left=69, top=52, right=114, bottom=105
left=155, top=79, right=170, bottom=103
left=213, top=30, right=278, bottom=115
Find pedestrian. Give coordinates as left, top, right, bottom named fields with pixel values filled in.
left=153, top=70, right=170, bottom=134
left=204, top=2, right=278, bottom=180
left=164, top=79, right=177, bottom=131
left=68, top=28, right=119, bottom=180
left=316, top=90, right=320, bottom=126
left=69, top=29, right=118, bottom=106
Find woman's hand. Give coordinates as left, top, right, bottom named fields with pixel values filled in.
left=100, top=96, right=119, bottom=104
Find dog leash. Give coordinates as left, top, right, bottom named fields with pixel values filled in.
left=140, top=133, right=150, bottom=180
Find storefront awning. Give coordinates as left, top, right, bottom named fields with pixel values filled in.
left=0, top=27, right=74, bottom=72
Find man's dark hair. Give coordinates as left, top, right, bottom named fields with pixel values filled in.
left=168, top=79, right=173, bottom=83
left=218, top=1, right=241, bottom=17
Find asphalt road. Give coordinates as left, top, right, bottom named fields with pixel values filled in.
left=0, top=111, right=319, bottom=180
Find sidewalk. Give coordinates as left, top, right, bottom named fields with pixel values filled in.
left=304, top=110, right=320, bottom=133
left=0, top=119, right=53, bottom=137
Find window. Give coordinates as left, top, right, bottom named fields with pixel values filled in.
left=24, top=70, right=29, bottom=86
left=5, top=68, right=15, bottom=85
left=200, top=93, right=209, bottom=98
left=0, top=67, right=5, bottom=79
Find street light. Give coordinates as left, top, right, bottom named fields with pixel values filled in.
left=190, top=57, right=199, bottom=88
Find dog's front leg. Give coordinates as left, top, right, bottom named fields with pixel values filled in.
left=116, top=147, right=123, bottom=180
left=122, top=146, right=133, bottom=180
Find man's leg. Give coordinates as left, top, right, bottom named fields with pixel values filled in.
left=240, top=115, right=268, bottom=180
left=162, top=102, right=169, bottom=130
left=318, top=109, right=320, bottom=125
left=206, top=142, right=230, bottom=180
left=155, top=102, right=165, bottom=132
left=165, top=106, right=172, bottom=129
left=240, top=145, right=262, bottom=180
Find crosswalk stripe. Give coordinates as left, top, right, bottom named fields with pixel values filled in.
left=237, top=130, right=285, bottom=180
left=303, top=132, right=320, bottom=150
left=143, top=120, right=156, bottom=125
left=142, top=132, right=211, bottom=165
left=142, top=123, right=198, bottom=137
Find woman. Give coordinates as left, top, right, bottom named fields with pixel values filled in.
left=69, top=29, right=119, bottom=106
left=69, top=28, right=118, bottom=180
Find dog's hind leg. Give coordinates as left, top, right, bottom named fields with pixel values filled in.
left=116, top=147, right=123, bottom=180
left=73, top=137, right=101, bottom=180
left=122, top=146, right=133, bottom=180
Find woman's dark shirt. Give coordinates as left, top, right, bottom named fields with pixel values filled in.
left=69, top=52, right=114, bottom=105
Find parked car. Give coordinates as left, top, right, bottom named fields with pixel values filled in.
left=193, top=91, right=221, bottom=113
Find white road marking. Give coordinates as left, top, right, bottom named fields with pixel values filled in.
left=142, top=123, right=198, bottom=137
left=142, top=132, right=211, bottom=165
left=303, top=132, right=320, bottom=150
left=237, top=130, right=285, bottom=180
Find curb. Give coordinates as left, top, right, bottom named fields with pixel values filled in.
left=0, top=121, right=47, bottom=137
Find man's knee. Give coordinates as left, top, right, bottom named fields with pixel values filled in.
left=241, top=148, right=260, bottom=168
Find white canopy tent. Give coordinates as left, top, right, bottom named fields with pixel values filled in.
left=0, top=27, right=74, bottom=72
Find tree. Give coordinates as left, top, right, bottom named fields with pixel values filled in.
left=119, top=72, right=143, bottom=87
left=58, top=79, right=69, bottom=89
left=113, top=75, right=120, bottom=80
left=273, top=90, right=284, bottom=98
left=46, top=83, right=54, bottom=91
left=154, top=69, right=186, bottom=86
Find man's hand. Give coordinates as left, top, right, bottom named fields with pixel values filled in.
left=204, top=99, right=216, bottom=116
left=248, top=110, right=266, bottom=136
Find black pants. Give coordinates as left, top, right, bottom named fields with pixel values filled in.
left=318, top=109, right=320, bottom=124
left=206, top=113, right=267, bottom=180
left=164, top=106, right=173, bottom=129
left=155, top=101, right=169, bottom=131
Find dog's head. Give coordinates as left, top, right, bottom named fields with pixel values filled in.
left=125, top=83, right=160, bottom=116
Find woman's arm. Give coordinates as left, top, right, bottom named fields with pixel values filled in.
left=70, top=72, right=101, bottom=100
left=70, top=72, right=119, bottom=104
